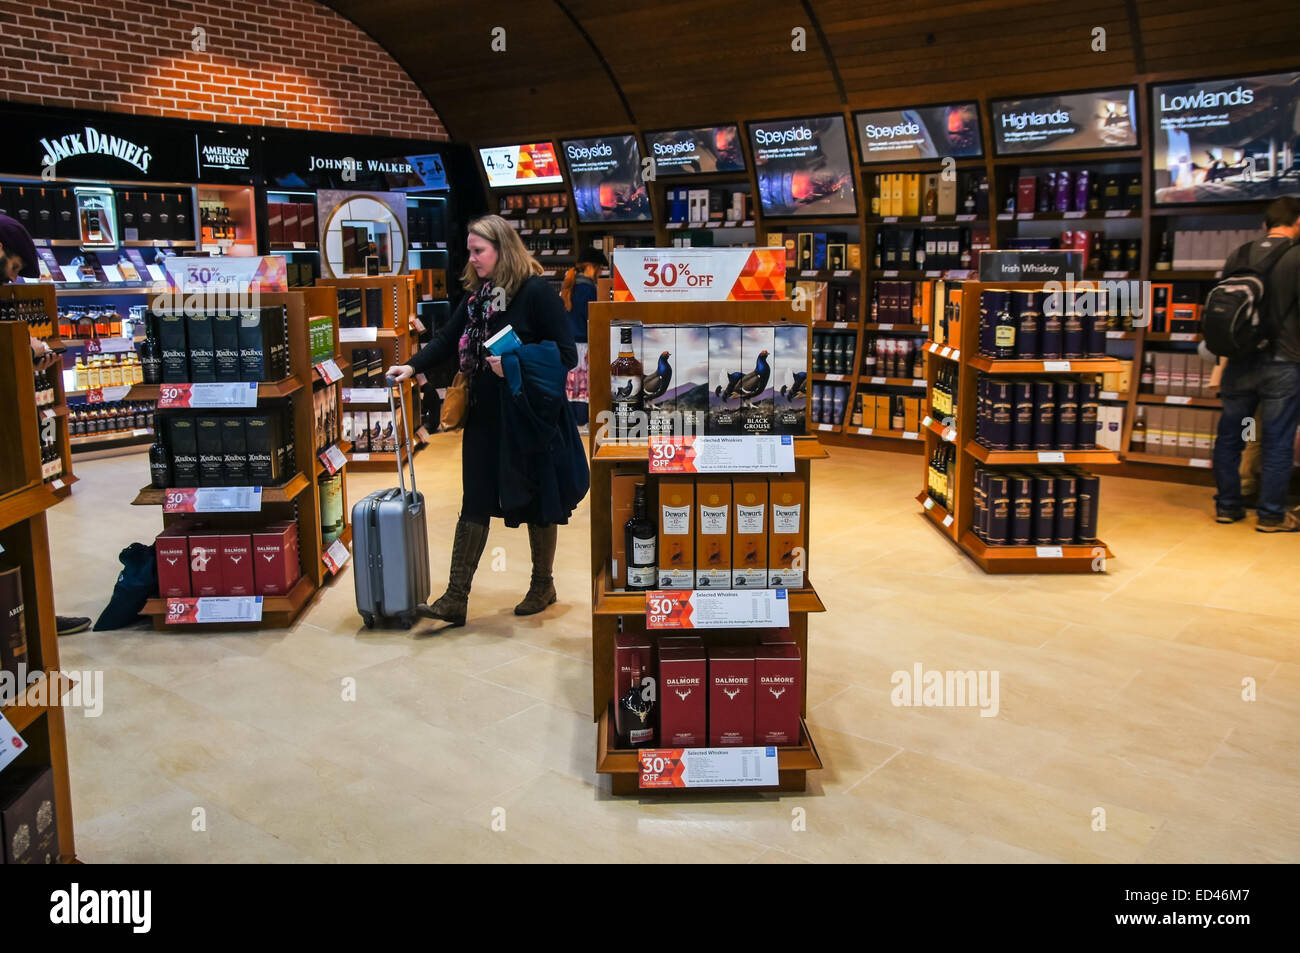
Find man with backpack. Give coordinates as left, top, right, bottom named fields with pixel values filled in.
left=1206, top=196, right=1300, bottom=532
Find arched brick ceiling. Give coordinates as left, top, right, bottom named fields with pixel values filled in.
left=321, top=0, right=1299, bottom=142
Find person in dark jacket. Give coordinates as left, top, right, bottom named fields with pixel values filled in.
left=560, top=248, right=606, bottom=427
left=389, top=214, right=578, bottom=626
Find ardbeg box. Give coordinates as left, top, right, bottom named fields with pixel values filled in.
left=0, top=566, right=28, bottom=682
left=707, top=326, right=743, bottom=435
left=239, top=307, right=288, bottom=382
left=221, top=415, right=248, bottom=485
left=773, top=324, right=808, bottom=434
left=245, top=413, right=284, bottom=484
left=741, top=325, right=775, bottom=434
left=212, top=312, right=242, bottom=382
left=157, top=310, right=189, bottom=383
left=185, top=312, right=216, bottom=382
left=253, top=521, right=300, bottom=596
left=0, top=768, right=59, bottom=864
left=167, top=415, right=199, bottom=486
left=195, top=416, right=224, bottom=486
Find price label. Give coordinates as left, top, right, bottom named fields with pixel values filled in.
left=882, top=270, right=899, bottom=277
left=825, top=373, right=844, bottom=382
left=870, top=376, right=886, bottom=385
left=996, top=212, right=1014, bottom=221
left=832, top=322, right=849, bottom=329
left=322, top=539, right=350, bottom=575
left=903, top=431, right=919, bottom=440
left=922, top=416, right=933, bottom=428
left=315, top=358, right=343, bottom=384
left=352, top=452, right=371, bottom=462
left=1170, top=333, right=1198, bottom=342
left=923, top=497, right=935, bottom=510
left=877, top=323, right=894, bottom=331
left=292, top=241, right=307, bottom=250
left=540, top=249, right=554, bottom=256
left=50, top=478, right=65, bottom=491
left=833, top=270, right=852, bottom=278
left=951, top=350, right=960, bottom=361
left=1189, top=458, right=1211, bottom=469
left=166, top=596, right=264, bottom=624
left=940, top=347, right=952, bottom=357
left=319, top=444, right=348, bottom=475
left=857, top=427, right=873, bottom=436
left=883, top=216, right=898, bottom=223
left=1165, top=395, right=1192, bottom=405
left=638, top=747, right=779, bottom=789
left=1017, top=212, right=1034, bottom=220
left=1105, top=331, right=1126, bottom=339
left=133, top=428, right=151, bottom=436
left=1100, top=391, right=1119, bottom=400
left=912, top=379, right=926, bottom=388
left=1103, top=271, right=1129, bottom=279
left=1042, top=361, right=1072, bottom=372
left=800, top=270, right=815, bottom=278
left=157, top=382, right=259, bottom=409
left=1064, top=210, right=1086, bottom=219
left=42, top=407, right=58, bottom=418
left=526, top=208, right=539, bottom=215
left=920, top=215, right=936, bottom=223
left=817, top=423, right=834, bottom=432
left=943, top=428, right=956, bottom=442
left=539, top=228, right=553, bottom=235
left=942, top=514, right=954, bottom=527
left=706, top=222, right=721, bottom=229
left=956, top=214, right=977, bottom=222
left=645, top=589, right=790, bottom=630
left=339, top=327, right=378, bottom=343
left=1035, top=546, right=1064, bottom=558
left=344, top=388, right=389, bottom=404
left=163, top=486, right=263, bottom=513
left=1104, top=209, right=1130, bottom=218
left=0, top=709, right=25, bottom=773
left=1037, top=451, right=1066, bottom=463
left=519, top=229, right=534, bottom=236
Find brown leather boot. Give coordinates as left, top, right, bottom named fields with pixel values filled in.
left=515, top=523, right=557, bottom=615
left=429, top=519, right=489, bottom=626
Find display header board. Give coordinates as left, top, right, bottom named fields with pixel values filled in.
left=977, top=250, right=1084, bottom=281
left=991, top=87, right=1138, bottom=155
left=561, top=134, right=652, bottom=223
left=611, top=247, right=785, bottom=301
left=1151, top=71, right=1300, bottom=205
left=644, top=125, right=747, bottom=175
left=747, top=115, right=857, bottom=217
left=854, top=102, right=983, bottom=163
left=479, top=142, right=564, bottom=187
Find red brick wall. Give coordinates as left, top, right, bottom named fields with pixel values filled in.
left=0, top=0, right=447, bottom=140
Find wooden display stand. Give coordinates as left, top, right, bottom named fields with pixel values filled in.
left=918, top=281, right=1119, bottom=574
left=2, top=284, right=77, bottom=498
left=127, top=288, right=351, bottom=629
left=0, top=321, right=79, bottom=862
left=587, top=299, right=827, bottom=795
left=313, top=275, right=426, bottom=471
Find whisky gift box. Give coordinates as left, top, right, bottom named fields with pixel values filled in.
left=1055, top=472, right=1078, bottom=544
left=351, top=412, right=369, bottom=452
left=220, top=533, right=255, bottom=597
left=709, top=645, right=755, bottom=747
left=365, top=288, right=384, bottom=329
left=1033, top=380, right=1056, bottom=451
left=756, top=642, right=801, bottom=746
left=186, top=312, right=217, bottom=383
left=156, top=524, right=192, bottom=597
left=773, top=325, right=808, bottom=435
left=221, top=415, right=249, bottom=485
left=245, top=413, right=284, bottom=485
left=1076, top=474, right=1100, bottom=542
left=768, top=476, right=806, bottom=588
left=695, top=479, right=731, bottom=589
left=1010, top=472, right=1034, bottom=545
left=1032, top=474, right=1056, bottom=544
left=1078, top=382, right=1098, bottom=450
left=238, top=306, right=288, bottom=382
left=1012, top=381, right=1034, bottom=450
left=267, top=202, right=283, bottom=244
left=196, top=415, right=224, bottom=486
left=188, top=529, right=225, bottom=597
left=614, top=631, right=652, bottom=741
left=657, top=477, right=694, bottom=589
left=281, top=202, right=300, bottom=244
left=253, top=521, right=300, bottom=595
left=0, top=768, right=58, bottom=864
left=212, top=312, right=242, bottom=382
left=1055, top=381, right=1079, bottom=450
left=642, top=325, right=675, bottom=437
left=0, top=567, right=27, bottom=682
left=658, top=645, right=706, bottom=747
left=731, top=478, right=768, bottom=588
left=167, top=415, right=199, bottom=486
left=986, top=472, right=1010, bottom=544
left=158, top=310, right=189, bottom=383
left=707, top=326, right=744, bottom=435
left=741, top=325, right=775, bottom=435
left=298, top=202, right=317, bottom=245
left=675, top=325, right=709, bottom=430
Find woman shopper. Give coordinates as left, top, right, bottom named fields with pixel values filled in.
left=388, top=214, right=581, bottom=626
left=559, top=247, right=607, bottom=427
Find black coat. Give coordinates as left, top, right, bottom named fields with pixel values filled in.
left=407, top=275, right=579, bottom=525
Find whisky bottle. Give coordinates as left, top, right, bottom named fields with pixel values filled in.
left=624, top=483, right=656, bottom=590
left=1140, top=352, right=1155, bottom=392
left=609, top=325, right=643, bottom=442
left=923, top=180, right=938, bottom=216
left=149, top=434, right=172, bottom=488
left=1131, top=405, right=1147, bottom=451
left=1155, top=232, right=1172, bottom=271
left=139, top=316, right=162, bottom=385
left=618, top=654, right=655, bottom=748
left=994, top=302, right=1017, bottom=359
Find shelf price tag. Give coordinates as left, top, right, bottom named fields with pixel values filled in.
left=1034, top=546, right=1064, bottom=558
left=902, top=431, right=919, bottom=440
left=0, top=709, right=25, bottom=773
left=1189, top=458, right=1211, bottom=469
left=339, top=327, right=378, bottom=343
left=833, top=270, right=852, bottom=278
left=1170, top=333, right=1198, bottom=342
left=646, top=589, right=790, bottom=630
left=870, top=376, right=886, bottom=385
left=923, top=497, right=935, bottom=510
left=1042, top=361, right=1071, bottom=372
left=648, top=435, right=796, bottom=474
left=322, top=539, right=350, bottom=575
left=50, top=478, right=65, bottom=491
left=157, top=382, right=258, bottom=409
left=315, top=358, right=344, bottom=384
left=825, top=373, right=844, bottom=382
left=857, top=427, right=872, bottom=436
left=352, top=452, right=370, bottom=462
left=943, top=428, right=957, bottom=442
left=1100, top=391, right=1119, bottom=400
left=1165, top=395, right=1192, bottom=405
left=1036, top=451, right=1066, bottom=463
left=912, top=379, right=926, bottom=388
left=638, top=747, right=779, bottom=789
left=166, top=596, right=264, bottom=624
left=1064, top=210, right=1086, bottom=219
left=942, top=514, right=954, bottom=527
left=877, top=323, right=894, bottom=330
left=42, top=407, right=58, bottom=418
left=1105, top=331, right=1126, bottom=339
left=1104, top=209, right=1130, bottom=218
left=940, top=347, right=952, bottom=357
left=344, top=387, right=389, bottom=404
left=164, top=486, right=263, bottom=513
left=922, top=416, right=933, bottom=428
left=319, top=444, right=348, bottom=475
left=817, top=423, right=834, bottom=432
left=832, top=322, right=849, bottom=329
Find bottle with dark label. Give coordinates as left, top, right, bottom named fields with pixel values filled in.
left=923, top=179, right=938, bottom=216
left=1087, top=178, right=1101, bottom=211
left=609, top=325, right=643, bottom=442
left=618, top=648, right=655, bottom=747
left=1155, top=231, right=1172, bottom=271
left=995, top=300, right=1017, bottom=358
left=139, top=313, right=162, bottom=385
left=149, top=434, right=172, bottom=488
left=625, top=483, right=656, bottom=590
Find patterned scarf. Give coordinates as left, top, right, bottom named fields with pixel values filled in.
left=459, top=279, right=498, bottom=379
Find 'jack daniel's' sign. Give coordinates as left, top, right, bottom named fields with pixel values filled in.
left=40, top=127, right=152, bottom=173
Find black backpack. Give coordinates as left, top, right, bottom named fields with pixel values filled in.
left=1201, top=238, right=1296, bottom=359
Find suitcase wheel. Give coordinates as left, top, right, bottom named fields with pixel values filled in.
left=400, top=612, right=415, bottom=630
left=361, top=611, right=375, bottom=629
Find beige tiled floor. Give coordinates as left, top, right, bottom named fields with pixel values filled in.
left=49, top=438, right=1299, bottom=863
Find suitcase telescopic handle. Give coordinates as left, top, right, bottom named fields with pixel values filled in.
left=387, top=376, right=419, bottom=502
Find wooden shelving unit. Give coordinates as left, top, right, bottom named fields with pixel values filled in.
left=313, top=275, right=421, bottom=472
left=141, top=287, right=351, bottom=630
left=0, top=321, right=79, bottom=862
left=918, top=281, right=1121, bottom=574
left=3, top=284, right=76, bottom=493
left=587, top=299, right=826, bottom=795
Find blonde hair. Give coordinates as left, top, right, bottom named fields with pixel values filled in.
left=460, top=214, right=544, bottom=300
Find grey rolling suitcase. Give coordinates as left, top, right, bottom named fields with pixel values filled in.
left=352, top=378, right=431, bottom=629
